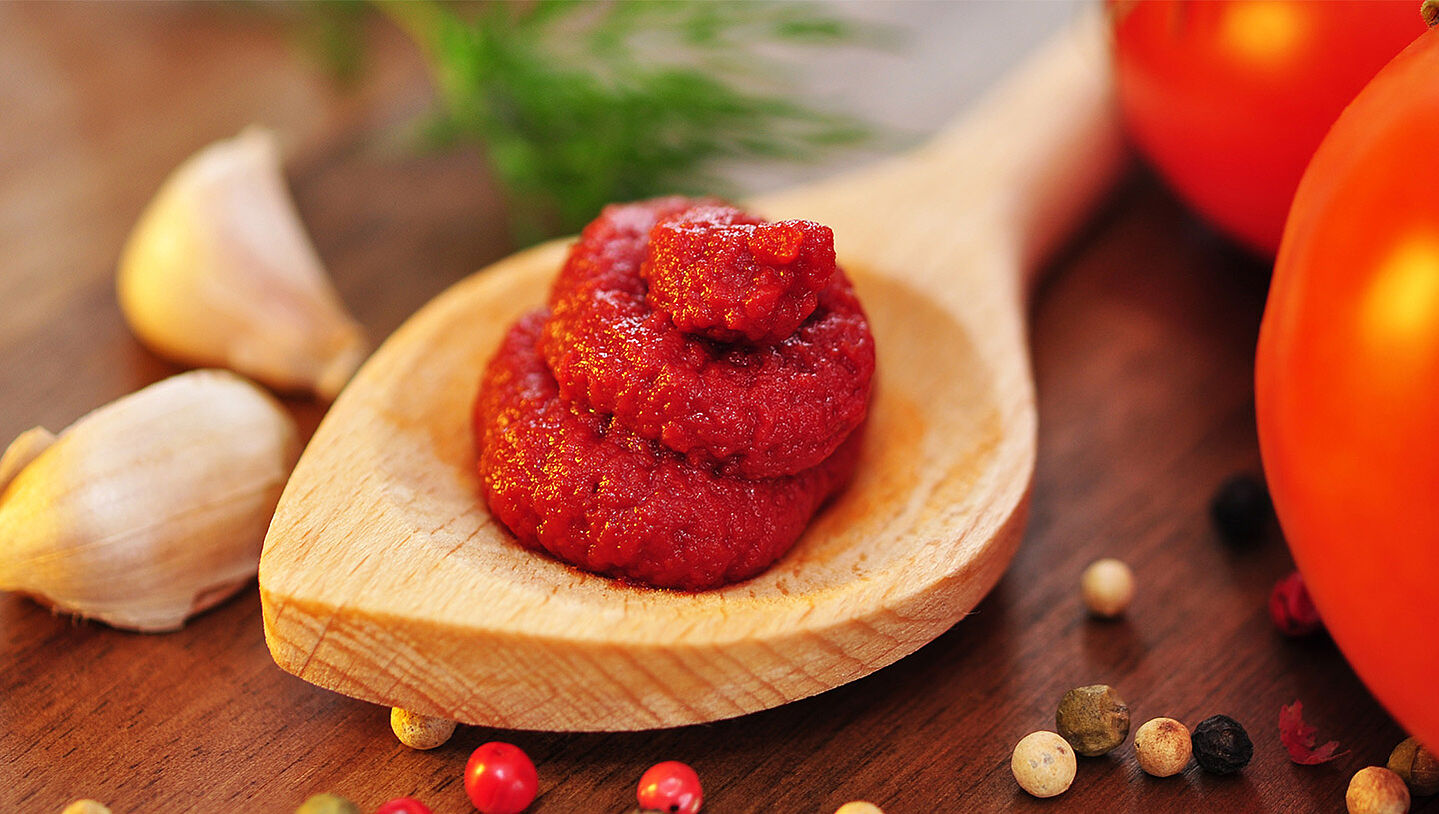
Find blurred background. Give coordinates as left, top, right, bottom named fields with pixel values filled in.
left=0, top=0, right=1080, bottom=441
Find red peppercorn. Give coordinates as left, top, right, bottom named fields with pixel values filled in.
left=1269, top=570, right=1323, bottom=636
left=637, top=761, right=703, bottom=814
left=374, top=798, right=432, bottom=814
left=464, top=742, right=538, bottom=814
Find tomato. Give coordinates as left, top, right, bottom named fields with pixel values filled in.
left=1257, top=24, right=1439, bottom=751
left=1111, top=0, right=1421, bottom=256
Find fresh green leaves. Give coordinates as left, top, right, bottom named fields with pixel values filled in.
left=378, top=1, right=878, bottom=244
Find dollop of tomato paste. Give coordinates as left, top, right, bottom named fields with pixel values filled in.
left=474, top=197, right=875, bottom=590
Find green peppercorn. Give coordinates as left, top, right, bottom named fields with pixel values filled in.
left=1387, top=737, right=1439, bottom=796
left=296, top=793, right=361, bottom=814
left=1055, top=684, right=1130, bottom=756
left=1192, top=715, right=1253, bottom=775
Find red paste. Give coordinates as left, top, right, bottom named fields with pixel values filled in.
left=474, top=197, right=875, bottom=590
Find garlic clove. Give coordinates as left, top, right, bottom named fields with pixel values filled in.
left=0, top=369, right=300, bottom=632
left=0, top=426, right=57, bottom=491
left=117, top=127, right=366, bottom=401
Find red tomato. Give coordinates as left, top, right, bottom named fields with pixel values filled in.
left=375, top=799, right=432, bottom=814
left=1111, top=0, right=1421, bottom=256
left=1257, top=24, right=1439, bottom=751
left=464, top=742, right=538, bottom=814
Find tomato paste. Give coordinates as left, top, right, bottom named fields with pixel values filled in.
left=474, top=197, right=874, bottom=590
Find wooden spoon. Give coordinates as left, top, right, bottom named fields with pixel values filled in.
left=259, top=13, right=1125, bottom=732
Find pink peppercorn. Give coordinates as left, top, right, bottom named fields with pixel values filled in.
left=637, top=761, right=703, bottom=814
left=1270, top=570, right=1323, bottom=636
left=374, top=799, right=432, bottom=814
left=465, top=742, right=538, bottom=814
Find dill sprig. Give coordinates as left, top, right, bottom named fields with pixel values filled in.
left=375, top=0, right=879, bottom=245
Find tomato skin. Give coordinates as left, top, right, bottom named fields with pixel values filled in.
left=1257, top=26, right=1439, bottom=751
left=1111, top=0, right=1421, bottom=256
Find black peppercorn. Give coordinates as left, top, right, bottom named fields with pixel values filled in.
left=1209, top=474, right=1272, bottom=544
left=1192, top=714, right=1254, bottom=775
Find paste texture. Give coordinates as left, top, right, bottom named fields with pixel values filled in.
left=474, top=197, right=875, bottom=590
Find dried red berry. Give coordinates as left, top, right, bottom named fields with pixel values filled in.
left=637, top=761, right=703, bottom=814
left=465, top=742, right=538, bottom=814
left=1279, top=700, right=1346, bottom=765
left=374, top=798, right=433, bottom=814
left=1269, top=570, right=1323, bottom=636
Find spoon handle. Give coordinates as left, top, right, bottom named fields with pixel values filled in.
left=758, top=9, right=1126, bottom=309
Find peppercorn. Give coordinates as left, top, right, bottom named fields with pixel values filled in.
left=390, top=707, right=457, bottom=750
left=1191, top=715, right=1253, bottom=774
left=1347, top=766, right=1411, bottom=814
left=60, top=802, right=111, bottom=814
left=1134, top=717, right=1192, bottom=777
left=1209, top=473, right=1272, bottom=544
left=1269, top=570, right=1323, bottom=636
left=637, top=760, right=703, bottom=814
left=1056, top=684, right=1130, bottom=756
left=834, top=803, right=884, bottom=814
left=374, top=799, right=433, bottom=814
left=1011, top=731, right=1077, bottom=798
left=295, top=793, right=361, bottom=814
left=1388, top=737, right=1439, bottom=796
left=1080, top=558, right=1134, bottom=618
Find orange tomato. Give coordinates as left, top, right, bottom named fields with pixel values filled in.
left=1257, top=24, right=1439, bottom=750
left=1111, top=0, right=1421, bottom=256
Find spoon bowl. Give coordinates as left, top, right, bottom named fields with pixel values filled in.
left=259, top=14, right=1124, bottom=731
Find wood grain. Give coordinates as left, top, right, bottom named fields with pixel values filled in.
left=258, top=15, right=1123, bottom=732
left=1, top=3, right=1432, bottom=812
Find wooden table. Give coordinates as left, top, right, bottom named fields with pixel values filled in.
left=2, top=4, right=1429, bottom=812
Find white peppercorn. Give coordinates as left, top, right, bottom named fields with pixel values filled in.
left=1081, top=558, right=1134, bottom=618
left=1012, top=731, right=1077, bottom=798
left=390, top=706, right=457, bottom=750
left=1347, top=766, right=1410, bottom=814
left=1134, top=717, right=1192, bottom=777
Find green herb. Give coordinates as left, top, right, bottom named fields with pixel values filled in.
left=374, top=0, right=880, bottom=244
left=289, top=0, right=369, bottom=85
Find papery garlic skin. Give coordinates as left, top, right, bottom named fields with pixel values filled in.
left=118, top=127, right=366, bottom=400
left=0, top=370, right=300, bottom=632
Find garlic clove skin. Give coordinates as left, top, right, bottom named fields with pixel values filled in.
left=0, top=369, right=300, bottom=632
left=0, top=426, right=56, bottom=491
left=117, top=127, right=366, bottom=401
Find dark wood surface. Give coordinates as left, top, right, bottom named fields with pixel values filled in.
left=2, top=4, right=1431, bottom=813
